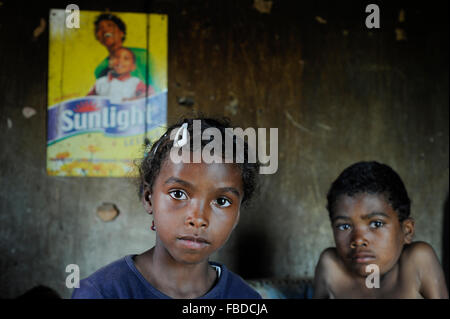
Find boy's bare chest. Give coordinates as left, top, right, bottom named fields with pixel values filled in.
left=331, top=283, right=422, bottom=299
left=329, top=266, right=422, bottom=299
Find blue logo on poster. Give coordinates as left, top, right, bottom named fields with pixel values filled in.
left=47, top=92, right=167, bottom=144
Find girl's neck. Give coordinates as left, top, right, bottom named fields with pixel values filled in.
left=136, top=245, right=217, bottom=299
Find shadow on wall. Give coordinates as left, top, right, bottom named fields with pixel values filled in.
left=234, top=227, right=273, bottom=280
left=16, top=285, right=61, bottom=299
left=443, top=194, right=449, bottom=290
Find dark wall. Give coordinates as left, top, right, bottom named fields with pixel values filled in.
left=0, top=0, right=448, bottom=298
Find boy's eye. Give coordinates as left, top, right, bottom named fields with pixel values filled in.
left=336, top=224, right=351, bottom=231
left=215, top=197, right=231, bottom=208
left=370, top=220, right=385, bottom=228
left=169, top=190, right=187, bottom=200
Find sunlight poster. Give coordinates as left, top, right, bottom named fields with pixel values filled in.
left=47, top=9, right=167, bottom=177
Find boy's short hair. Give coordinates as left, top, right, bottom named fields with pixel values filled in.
left=326, top=161, right=411, bottom=221
left=94, top=13, right=127, bottom=42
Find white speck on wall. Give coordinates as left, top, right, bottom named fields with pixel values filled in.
left=317, top=123, right=332, bottom=131
left=7, top=118, right=12, bottom=129
left=284, top=110, right=312, bottom=134
left=225, top=96, right=239, bottom=116
left=22, top=107, right=37, bottom=119
left=315, top=16, right=327, bottom=24
left=253, top=0, right=273, bottom=14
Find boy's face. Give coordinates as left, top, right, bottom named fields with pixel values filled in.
left=110, top=48, right=136, bottom=76
left=331, top=193, right=414, bottom=277
left=95, top=19, right=124, bottom=49
left=146, top=154, right=243, bottom=265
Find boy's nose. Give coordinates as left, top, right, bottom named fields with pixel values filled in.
left=185, top=202, right=209, bottom=229
left=350, top=230, right=368, bottom=248
left=350, top=239, right=368, bottom=248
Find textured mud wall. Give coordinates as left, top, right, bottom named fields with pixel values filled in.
left=0, top=0, right=448, bottom=298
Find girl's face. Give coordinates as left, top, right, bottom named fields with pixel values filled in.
left=146, top=154, right=244, bottom=265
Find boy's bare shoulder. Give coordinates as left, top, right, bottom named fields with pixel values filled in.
left=316, top=247, right=344, bottom=273
left=401, top=241, right=437, bottom=263
left=399, top=241, right=439, bottom=279
left=314, top=248, right=343, bottom=298
left=319, top=247, right=339, bottom=262
left=401, top=241, right=448, bottom=298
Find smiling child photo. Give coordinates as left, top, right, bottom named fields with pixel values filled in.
left=87, top=47, right=155, bottom=103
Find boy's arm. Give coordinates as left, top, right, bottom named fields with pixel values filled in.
left=412, top=242, right=449, bottom=299
left=313, top=248, right=334, bottom=299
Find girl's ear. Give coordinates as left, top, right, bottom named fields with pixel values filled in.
left=142, top=184, right=153, bottom=215
left=232, top=210, right=241, bottom=230
left=402, top=217, right=415, bottom=244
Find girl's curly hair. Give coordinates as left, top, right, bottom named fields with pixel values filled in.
left=136, top=117, right=260, bottom=207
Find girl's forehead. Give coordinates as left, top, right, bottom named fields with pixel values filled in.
left=158, top=157, right=243, bottom=188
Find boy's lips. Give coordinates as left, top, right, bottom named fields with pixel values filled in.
left=177, top=235, right=210, bottom=249
left=350, top=251, right=376, bottom=264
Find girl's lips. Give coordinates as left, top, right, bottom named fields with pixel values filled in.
left=177, top=236, right=210, bottom=250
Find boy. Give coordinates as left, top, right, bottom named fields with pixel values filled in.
left=314, top=161, right=448, bottom=298
left=88, top=47, right=154, bottom=103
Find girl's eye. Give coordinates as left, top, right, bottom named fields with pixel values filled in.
left=169, top=190, right=187, bottom=200
left=370, top=220, right=385, bottom=228
left=337, top=224, right=351, bottom=231
left=215, top=197, right=231, bottom=208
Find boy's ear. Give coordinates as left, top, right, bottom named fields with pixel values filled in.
left=402, top=217, right=415, bottom=244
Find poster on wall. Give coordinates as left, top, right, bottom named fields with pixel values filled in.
left=47, top=9, right=167, bottom=177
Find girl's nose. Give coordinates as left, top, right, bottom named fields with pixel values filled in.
left=185, top=202, right=209, bottom=229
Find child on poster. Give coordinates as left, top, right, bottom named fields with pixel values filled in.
left=87, top=47, right=155, bottom=103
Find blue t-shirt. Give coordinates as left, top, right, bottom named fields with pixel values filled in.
left=72, top=255, right=261, bottom=299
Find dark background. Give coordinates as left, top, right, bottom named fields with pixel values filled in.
left=0, top=0, right=448, bottom=298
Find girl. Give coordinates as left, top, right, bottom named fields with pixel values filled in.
left=72, top=118, right=262, bottom=299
